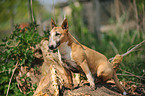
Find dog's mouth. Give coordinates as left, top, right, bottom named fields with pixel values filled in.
left=48, top=42, right=60, bottom=50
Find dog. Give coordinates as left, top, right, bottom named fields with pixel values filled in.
left=48, top=18, right=126, bottom=95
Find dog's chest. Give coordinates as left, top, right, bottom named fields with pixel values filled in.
left=59, top=42, right=73, bottom=60
left=58, top=42, right=80, bottom=73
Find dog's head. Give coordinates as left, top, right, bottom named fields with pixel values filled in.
left=48, top=18, right=69, bottom=50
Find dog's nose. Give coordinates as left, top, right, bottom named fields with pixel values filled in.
left=49, top=45, right=54, bottom=50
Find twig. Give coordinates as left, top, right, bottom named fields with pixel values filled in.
left=0, top=70, right=9, bottom=73
left=30, top=0, right=34, bottom=23
left=118, top=68, right=135, bottom=75
left=109, top=40, right=145, bottom=61
left=17, top=84, right=23, bottom=93
left=131, top=0, right=140, bottom=43
left=6, top=61, right=19, bottom=96
left=109, top=41, right=119, bottom=54
left=128, top=81, right=145, bottom=87
left=29, top=0, right=36, bottom=31
left=116, top=73, right=145, bottom=80
left=117, top=68, right=145, bottom=80
left=121, top=40, right=145, bottom=57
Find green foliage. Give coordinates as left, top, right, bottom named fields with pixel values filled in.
left=0, top=23, right=42, bottom=95
left=0, top=0, right=41, bottom=23
left=0, top=0, right=49, bottom=32
left=93, top=28, right=145, bottom=84
left=136, top=0, right=145, bottom=12
left=102, top=29, right=145, bottom=73
left=69, top=3, right=97, bottom=49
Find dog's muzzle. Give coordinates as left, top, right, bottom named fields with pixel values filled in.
left=48, top=41, right=60, bottom=50
left=48, top=45, right=55, bottom=50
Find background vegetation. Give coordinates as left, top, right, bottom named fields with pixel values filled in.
left=0, top=0, right=145, bottom=95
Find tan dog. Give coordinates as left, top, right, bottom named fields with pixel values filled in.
left=48, top=18, right=126, bottom=95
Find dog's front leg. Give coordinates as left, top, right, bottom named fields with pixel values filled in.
left=63, top=67, right=73, bottom=89
left=80, top=59, right=95, bottom=90
left=58, top=50, right=73, bottom=89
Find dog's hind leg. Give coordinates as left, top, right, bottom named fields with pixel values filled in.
left=97, top=63, right=113, bottom=81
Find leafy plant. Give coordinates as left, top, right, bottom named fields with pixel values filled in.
left=0, top=23, right=41, bottom=95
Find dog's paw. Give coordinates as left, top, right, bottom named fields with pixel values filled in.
left=123, top=91, right=127, bottom=95
left=90, top=83, right=95, bottom=90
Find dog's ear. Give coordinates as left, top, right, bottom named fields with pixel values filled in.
left=61, top=19, right=68, bottom=31
left=51, top=18, right=56, bottom=29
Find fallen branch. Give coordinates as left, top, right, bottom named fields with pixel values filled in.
left=121, top=40, right=145, bottom=57
left=109, top=40, right=145, bottom=61
left=117, top=73, right=145, bottom=80
left=119, top=68, right=137, bottom=76
left=128, top=81, right=145, bottom=87
left=118, top=68, right=145, bottom=81
left=6, top=60, right=19, bottom=96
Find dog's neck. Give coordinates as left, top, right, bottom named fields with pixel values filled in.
left=58, top=32, right=84, bottom=56
left=58, top=33, right=74, bottom=55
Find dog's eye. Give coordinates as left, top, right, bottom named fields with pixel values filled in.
left=55, top=32, right=61, bottom=36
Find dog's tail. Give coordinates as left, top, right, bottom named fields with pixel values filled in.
left=113, top=70, right=127, bottom=95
